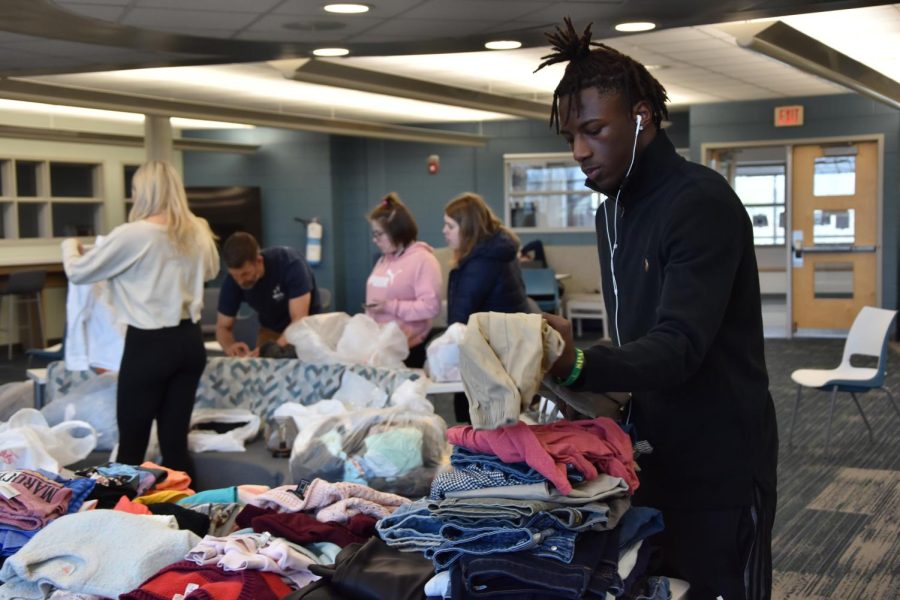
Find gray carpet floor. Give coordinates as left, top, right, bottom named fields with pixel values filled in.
left=5, top=337, right=899, bottom=596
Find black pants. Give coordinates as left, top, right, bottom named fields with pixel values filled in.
left=117, top=320, right=206, bottom=478
left=653, top=482, right=775, bottom=600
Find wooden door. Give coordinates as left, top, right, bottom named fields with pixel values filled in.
left=790, top=141, right=879, bottom=333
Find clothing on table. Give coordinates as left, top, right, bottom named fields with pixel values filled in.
left=0, top=510, right=199, bottom=600
left=365, top=241, right=442, bottom=347
left=134, top=489, right=193, bottom=504
left=449, top=528, right=622, bottom=599
left=459, top=312, right=565, bottom=430
left=144, top=503, right=210, bottom=538
left=237, top=504, right=376, bottom=547
left=447, top=418, right=638, bottom=495
left=431, top=495, right=629, bottom=533
left=185, top=531, right=320, bottom=589
left=249, top=479, right=410, bottom=522
left=449, top=446, right=575, bottom=484
left=184, top=502, right=244, bottom=538
left=0, top=469, right=72, bottom=531
left=120, top=560, right=293, bottom=600
left=41, top=470, right=96, bottom=514
left=291, top=537, right=434, bottom=600
left=178, top=486, right=239, bottom=506
left=140, top=461, right=193, bottom=492
left=61, top=220, right=219, bottom=330
left=429, top=464, right=543, bottom=500
left=447, top=229, right=530, bottom=326
left=443, top=473, right=629, bottom=506
left=218, top=246, right=321, bottom=332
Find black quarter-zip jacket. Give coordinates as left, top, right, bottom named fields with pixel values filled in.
left=575, top=130, right=778, bottom=509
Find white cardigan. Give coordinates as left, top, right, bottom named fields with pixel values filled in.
left=62, top=220, right=219, bottom=330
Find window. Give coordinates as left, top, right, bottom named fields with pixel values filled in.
left=733, top=163, right=786, bottom=246
left=504, top=153, right=600, bottom=231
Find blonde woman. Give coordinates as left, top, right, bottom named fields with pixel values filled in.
left=62, top=160, right=219, bottom=477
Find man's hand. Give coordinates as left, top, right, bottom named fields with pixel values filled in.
left=225, top=342, right=252, bottom=357
left=543, top=312, right=577, bottom=379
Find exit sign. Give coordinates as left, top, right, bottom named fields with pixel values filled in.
left=774, top=105, right=804, bottom=127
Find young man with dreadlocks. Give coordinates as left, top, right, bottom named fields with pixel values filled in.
left=539, top=19, right=778, bottom=600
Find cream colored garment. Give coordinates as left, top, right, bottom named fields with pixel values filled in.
left=459, top=312, right=564, bottom=430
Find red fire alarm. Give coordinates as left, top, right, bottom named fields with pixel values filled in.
left=427, top=154, right=440, bottom=175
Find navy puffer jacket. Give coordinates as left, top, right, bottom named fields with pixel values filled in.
left=447, top=230, right=530, bottom=325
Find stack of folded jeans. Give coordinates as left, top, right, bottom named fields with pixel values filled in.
left=376, top=435, right=667, bottom=599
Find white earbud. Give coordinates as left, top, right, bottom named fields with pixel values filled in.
left=604, top=113, right=645, bottom=347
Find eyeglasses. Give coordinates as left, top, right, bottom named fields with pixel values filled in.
left=371, top=230, right=386, bottom=240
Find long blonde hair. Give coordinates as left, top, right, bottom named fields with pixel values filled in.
left=129, top=160, right=217, bottom=272
left=445, top=192, right=518, bottom=265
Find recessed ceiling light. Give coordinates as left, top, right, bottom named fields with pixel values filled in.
left=323, top=3, right=369, bottom=14
left=484, top=40, right=522, bottom=50
left=313, top=47, right=350, bottom=57
left=615, top=22, right=656, bottom=33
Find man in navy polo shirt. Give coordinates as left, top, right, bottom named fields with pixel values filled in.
left=216, top=232, right=321, bottom=357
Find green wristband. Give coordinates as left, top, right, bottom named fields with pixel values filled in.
left=560, top=348, right=584, bottom=386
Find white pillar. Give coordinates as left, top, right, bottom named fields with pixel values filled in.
left=144, top=115, right=173, bottom=163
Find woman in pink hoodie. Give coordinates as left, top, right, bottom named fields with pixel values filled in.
left=365, top=193, right=442, bottom=368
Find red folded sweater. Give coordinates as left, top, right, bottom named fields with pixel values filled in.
left=447, top=417, right=639, bottom=495
left=120, top=560, right=293, bottom=600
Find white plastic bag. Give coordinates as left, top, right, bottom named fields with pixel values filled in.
left=0, top=408, right=97, bottom=472
left=0, top=381, right=35, bottom=423
left=285, top=313, right=351, bottom=363
left=285, top=312, right=408, bottom=368
left=332, top=370, right=388, bottom=410
left=188, top=408, right=261, bottom=453
left=337, top=315, right=408, bottom=367
left=41, top=373, right=119, bottom=450
left=425, top=323, right=467, bottom=382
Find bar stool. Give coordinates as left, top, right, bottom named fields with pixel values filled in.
left=0, top=270, right=47, bottom=360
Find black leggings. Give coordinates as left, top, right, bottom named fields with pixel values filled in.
left=116, top=320, right=206, bottom=478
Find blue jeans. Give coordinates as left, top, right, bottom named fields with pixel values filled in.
left=426, top=513, right=576, bottom=571
left=450, top=527, right=622, bottom=598
left=376, top=500, right=443, bottom=552
left=616, top=506, right=664, bottom=550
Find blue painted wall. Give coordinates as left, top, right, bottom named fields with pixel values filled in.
left=183, top=127, right=337, bottom=297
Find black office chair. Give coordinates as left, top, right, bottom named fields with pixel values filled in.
left=0, top=270, right=47, bottom=360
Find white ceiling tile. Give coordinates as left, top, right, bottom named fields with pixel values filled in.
left=56, top=4, right=125, bottom=22
left=55, top=0, right=131, bottom=5
left=402, top=1, right=550, bottom=21
left=122, top=8, right=259, bottom=30
left=132, top=0, right=281, bottom=10
left=362, top=18, right=496, bottom=37
left=274, top=0, right=422, bottom=19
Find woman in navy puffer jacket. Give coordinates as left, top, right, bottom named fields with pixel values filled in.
left=443, top=192, right=531, bottom=421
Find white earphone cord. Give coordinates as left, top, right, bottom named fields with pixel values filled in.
left=603, top=115, right=642, bottom=348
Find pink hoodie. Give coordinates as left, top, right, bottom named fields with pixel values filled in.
left=365, top=241, right=442, bottom=347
